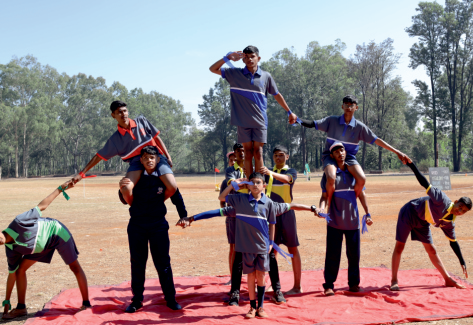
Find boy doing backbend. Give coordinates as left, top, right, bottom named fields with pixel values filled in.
left=210, top=46, right=297, bottom=176
left=178, top=173, right=317, bottom=319
left=71, top=100, right=179, bottom=205
left=1, top=181, right=90, bottom=320
left=300, top=95, right=409, bottom=213
left=390, top=160, right=471, bottom=291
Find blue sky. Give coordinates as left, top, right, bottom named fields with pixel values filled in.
left=1, top=0, right=441, bottom=123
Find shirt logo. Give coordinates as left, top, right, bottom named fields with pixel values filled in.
left=140, top=128, right=146, bottom=136
left=157, top=187, right=164, bottom=195
left=24, top=231, right=32, bottom=239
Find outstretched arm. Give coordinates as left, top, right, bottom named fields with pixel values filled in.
left=374, top=138, right=409, bottom=164
left=273, top=94, right=297, bottom=124
left=406, top=162, right=430, bottom=189
left=37, top=180, right=74, bottom=211
left=299, top=118, right=316, bottom=128
left=450, top=241, right=468, bottom=278
left=72, top=155, right=103, bottom=184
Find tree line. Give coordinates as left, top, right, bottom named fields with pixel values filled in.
left=1, top=0, right=473, bottom=178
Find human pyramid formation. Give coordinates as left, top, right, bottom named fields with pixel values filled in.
left=1, top=46, right=472, bottom=321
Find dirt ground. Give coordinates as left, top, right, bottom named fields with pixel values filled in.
left=0, top=173, right=472, bottom=325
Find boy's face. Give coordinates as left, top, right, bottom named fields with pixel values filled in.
left=234, top=148, right=245, bottom=162
left=248, top=177, right=265, bottom=196
left=452, top=201, right=470, bottom=216
left=342, top=101, right=359, bottom=115
left=111, top=106, right=129, bottom=125
left=228, top=154, right=236, bottom=166
left=330, top=147, right=346, bottom=163
left=140, top=153, right=159, bottom=172
left=273, top=150, right=289, bottom=166
left=242, top=52, right=261, bottom=69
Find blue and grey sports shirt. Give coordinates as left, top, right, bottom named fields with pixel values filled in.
left=223, top=193, right=289, bottom=254
left=315, top=115, right=377, bottom=163
left=221, top=66, right=279, bottom=129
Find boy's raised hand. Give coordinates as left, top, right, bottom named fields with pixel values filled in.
left=228, top=51, right=244, bottom=61
left=288, top=112, right=298, bottom=125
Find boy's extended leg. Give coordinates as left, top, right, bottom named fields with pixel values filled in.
left=148, top=219, right=181, bottom=309
left=422, top=242, right=465, bottom=289
left=347, top=164, right=366, bottom=198
left=121, top=170, right=143, bottom=205
left=242, top=142, right=254, bottom=177
left=323, top=225, right=343, bottom=293
left=253, top=141, right=265, bottom=172
left=68, top=260, right=89, bottom=304
left=323, top=165, right=337, bottom=213
left=390, top=241, right=405, bottom=290
left=345, top=229, right=361, bottom=291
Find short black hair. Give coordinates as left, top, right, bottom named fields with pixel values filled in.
left=248, top=172, right=265, bottom=183
left=342, top=95, right=358, bottom=104
left=233, top=143, right=243, bottom=151
left=273, top=145, right=288, bottom=155
left=459, top=197, right=472, bottom=210
left=243, top=46, right=259, bottom=56
left=229, top=153, right=235, bottom=158
left=110, top=100, right=127, bottom=113
left=140, top=145, right=158, bottom=157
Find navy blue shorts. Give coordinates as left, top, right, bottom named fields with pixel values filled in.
left=237, top=127, right=267, bottom=144
left=127, top=154, right=173, bottom=176
left=242, top=252, right=269, bottom=274
left=275, top=210, right=299, bottom=247
left=395, top=203, right=433, bottom=244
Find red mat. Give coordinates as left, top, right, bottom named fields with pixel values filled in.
left=24, top=267, right=473, bottom=325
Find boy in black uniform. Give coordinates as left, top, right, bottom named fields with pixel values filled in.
left=119, top=146, right=187, bottom=313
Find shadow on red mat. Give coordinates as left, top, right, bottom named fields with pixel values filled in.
left=23, top=268, right=473, bottom=325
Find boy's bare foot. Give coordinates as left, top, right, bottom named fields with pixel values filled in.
left=285, top=287, right=303, bottom=295
left=445, top=277, right=465, bottom=289
left=2, top=308, right=27, bottom=319
left=390, top=281, right=400, bottom=291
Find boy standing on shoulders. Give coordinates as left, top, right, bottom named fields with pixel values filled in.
left=178, top=173, right=317, bottom=319
left=1, top=181, right=91, bottom=319
left=300, top=95, right=409, bottom=214
left=119, top=146, right=187, bottom=313
left=259, top=145, right=301, bottom=302
left=318, top=142, right=373, bottom=296
left=71, top=100, right=179, bottom=205
left=210, top=46, right=298, bottom=177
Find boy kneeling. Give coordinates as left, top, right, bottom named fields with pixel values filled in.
left=178, top=173, right=317, bottom=318
left=1, top=181, right=90, bottom=319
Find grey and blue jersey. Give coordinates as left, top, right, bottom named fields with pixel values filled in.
left=321, top=166, right=360, bottom=230
left=223, top=193, right=290, bottom=254
left=315, top=115, right=377, bottom=164
left=221, top=66, right=279, bottom=129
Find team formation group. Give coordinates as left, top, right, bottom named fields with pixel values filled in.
left=1, top=46, right=472, bottom=320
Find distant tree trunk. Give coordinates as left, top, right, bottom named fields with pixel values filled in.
left=378, top=146, right=383, bottom=170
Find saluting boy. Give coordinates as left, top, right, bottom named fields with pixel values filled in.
left=71, top=100, right=180, bottom=205
left=178, top=173, right=317, bottom=319
left=259, top=145, right=300, bottom=303
left=300, top=95, right=409, bottom=214
left=390, top=160, right=471, bottom=291
left=210, top=46, right=297, bottom=178
left=318, top=142, right=373, bottom=296
left=1, top=181, right=91, bottom=320
left=119, top=146, right=187, bottom=313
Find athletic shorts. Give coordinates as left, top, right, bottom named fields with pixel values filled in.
left=275, top=210, right=299, bottom=247
left=242, top=252, right=269, bottom=274
left=323, top=155, right=359, bottom=170
left=395, top=203, right=433, bottom=244
left=237, top=127, right=267, bottom=144
left=24, top=223, right=79, bottom=265
left=225, top=216, right=236, bottom=244
left=127, top=154, right=173, bottom=176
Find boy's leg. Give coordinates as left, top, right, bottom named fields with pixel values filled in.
left=121, top=170, right=143, bottom=205
left=286, top=246, right=302, bottom=295
left=255, top=270, right=266, bottom=311
left=16, top=259, right=37, bottom=305
left=245, top=271, right=257, bottom=318
left=422, top=242, right=465, bottom=289
left=323, top=225, right=343, bottom=291
left=229, top=252, right=243, bottom=306
left=323, top=165, right=337, bottom=214
left=226, top=216, right=236, bottom=285
left=390, top=241, right=405, bottom=290
left=227, top=244, right=235, bottom=283
left=279, top=211, right=302, bottom=295
left=346, top=164, right=366, bottom=198
left=253, top=141, right=265, bottom=172
left=148, top=219, right=178, bottom=305
left=268, top=249, right=281, bottom=293
left=242, top=141, right=254, bottom=177
left=68, top=260, right=89, bottom=303
left=127, top=220, right=149, bottom=304
left=345, top=229, right=361, bottom=290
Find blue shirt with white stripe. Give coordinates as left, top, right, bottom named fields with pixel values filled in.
left=315, top=114, right=377, bottom=163
left=221, top=66, right=279, bottom=129
left=224, top=193, right=289, bottom=254
left=321, top=166, right=360, bottom=230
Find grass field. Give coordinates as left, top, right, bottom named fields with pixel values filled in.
left=0, top=173, right=472, bottom=324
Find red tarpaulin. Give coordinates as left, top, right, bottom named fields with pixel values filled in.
left=24, top=267, right=473, bottom=325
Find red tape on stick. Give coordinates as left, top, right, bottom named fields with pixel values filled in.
left=80, top=172, right=97, bottom=179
